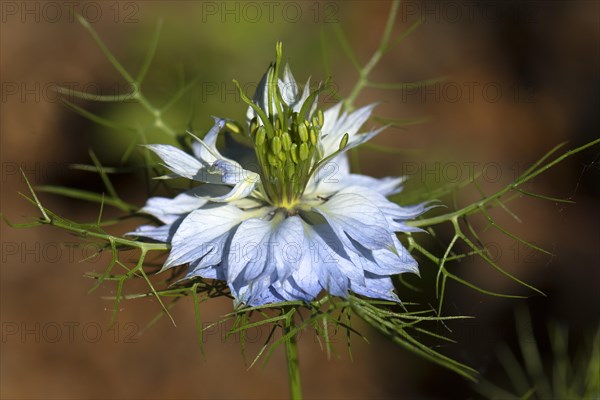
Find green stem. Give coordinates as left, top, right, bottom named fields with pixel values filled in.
left=343, top=0, right=400, bottom=111
left=409, top=138, right=600, bottom=228
left=284, top=319, right=302, bottom=400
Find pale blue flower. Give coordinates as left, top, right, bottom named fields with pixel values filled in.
left=131, top=45, right=429, bottom=306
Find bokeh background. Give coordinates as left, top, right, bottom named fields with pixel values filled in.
left=1, top=1, right=598, bottom=399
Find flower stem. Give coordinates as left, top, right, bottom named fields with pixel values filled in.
left=284, top=318, right=302, bottom=400
left=343, top=0, right=400, bottom=111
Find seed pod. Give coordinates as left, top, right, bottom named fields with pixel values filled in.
left=309, top=128, right=317, bottom=146
left=278, top=151, right=286, bottom=162
left=311, top=116, right=319, bottom=128
left=317, top=109, right=324, bottom=127
left=339, top=133, right=349, bottom=150
left=298, top=123, right=308, bottom=142
left=267, top=152, right=278, bottom=165
left=282, top=132, right=292, bottom=151
left=271, top=136, right=282, bottom=154
left=299, top=143, right=309, bottom=161
left=255, top=126, right=266, bottom=146
left=290, top=143, right=299, bottom=164
left=287, top=164, right=295, bottom=179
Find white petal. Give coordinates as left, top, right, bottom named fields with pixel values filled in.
left=246, top=67, right=271, bottom=125
left=291, top=77, right=312, bottom=114
left=280, top=64, right=299, bottom=105
left=145, top=144, right=205, bottom=180
left=191, top=117, right=226, bottom=162
left=321, top=102, right=343, bottom=137
left=212, top=159, right=254, bottom=185
left=343, top=174, right=405, bottom=196
left=306, top=154, right=404, bottom=198
left=304, top=153, right=350, bottom=196
left=344, top=126, right=386, bottom=153
left=140, top=185, right=229, bottom=223
left=320, top=103, right=377, bottom=156
left=336, top=104, right=376, bottom=136
left=209, top=177, right=258, bottom=202
left=231, top=196, right=265, bottom=210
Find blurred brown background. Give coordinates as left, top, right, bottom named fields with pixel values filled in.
left=1, top=1, right=599, bottom=399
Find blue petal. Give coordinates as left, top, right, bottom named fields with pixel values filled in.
left=348, top=235, right=418, bottom=276
left=226, top=218, right=274, bottom=284
left=277, top=257, right=323, bottom=302
left=332, top=186, right=433, bottom=231
left=164, top=204, right=250, bottom=270
left=351, top=272, right=400, bottom=302
left=304, top=221, right=365, bottom=297
left=313, top=191, right=394, bottom=250
left=185, top=259, right=225, bottom=280
left=226, top=215, right=305, bottom=294
left=238, top=284, right=286, bottom=307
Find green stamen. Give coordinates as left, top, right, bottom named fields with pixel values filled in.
left=234, top=43, right=330, bottom=210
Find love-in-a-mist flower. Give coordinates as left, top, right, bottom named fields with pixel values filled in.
left=131, top=43, right=430, bottom=306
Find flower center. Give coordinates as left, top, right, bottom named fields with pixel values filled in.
left=250, top=104, right=324, bottom=209
left=234, top=43, right=349, bottom=211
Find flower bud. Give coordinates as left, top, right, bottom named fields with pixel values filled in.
left=249, top=117, right=258, bottom=135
